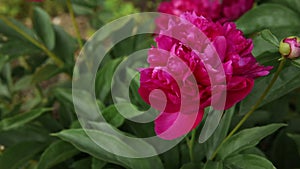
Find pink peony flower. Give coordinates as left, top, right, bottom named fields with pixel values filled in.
left=138, top=13, right=272, bottom=140
left=158, top=0, right=254, bottom=23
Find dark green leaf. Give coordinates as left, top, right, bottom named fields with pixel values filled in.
left=0, top=108, right=51, bottom=131
left=287, top=133, right=300, bottom=155
left=0, top=39, right=40, bottom=58
left=225, top=154, right=276, bottom=169
left=0, top=125, right=50, bottom=146
left=0, top=141, right=46, bottom=169
left=53, top=129, right=163, bottom=169
left=37, top=140, right=80, bottom=169
left=180, top=163, right=201, bottom=169
left=95, top=57, right=124, bottom=101
left=217, top=123, right=286, bottom=160
left=33, top=7, right=55, bottom=50
left=240, top=66, right=300, bottom=114
left=201, top=107, right=235, bottom=158
left=267, top=0, right=300, bottom=15
left=0, top=17, right=37, bottom=41
left=52, top=25, right=77, bottom=67
left=71, top=157, right=92, bottom=169
left=32, top=64, right=62, bottom=84
left=92, top=158, right=107, bottom=169
left=162, top=146, right=180, bottom=169
left=236, top=4, right=300, bottom=35
left=203, top=161, right=223, bottom=169
left=260, top=29, right=279, bottom=47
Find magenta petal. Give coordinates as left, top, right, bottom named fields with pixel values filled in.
left=155, top=110, right=204, bottom=140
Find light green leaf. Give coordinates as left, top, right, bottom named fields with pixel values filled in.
left=0, top=141, right=46, bottom=169
left=101, top=104, right=125, bottom=128
left=37, top=140, right=80, bottom=169
left=33, top=7, right=55, bottom=50
left=291, top=59, right=300, bottom=69
left=225, top=154, right=276, bottom=169
left=53, top=129, right=164, bottom=169
left=236, top=4, right=300, bottom=35
left=0, top=108, right=51, bottom=131
left=13, top=75, right=33, bottom=92
left=217, top=123, right=286, bottom=160
left=260, top=29, right=280, bottom=47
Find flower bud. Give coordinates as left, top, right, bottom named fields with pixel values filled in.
left=279, top=36, right=300, bottom=59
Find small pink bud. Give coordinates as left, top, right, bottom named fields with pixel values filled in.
left=279, top=36, right=300, bottom=59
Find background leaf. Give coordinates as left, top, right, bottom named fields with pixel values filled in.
left=37, top=140, right=80, bottom=169
left=217, top=123, right=286, bottom=160
left=33, top=7, right=55, bottom=50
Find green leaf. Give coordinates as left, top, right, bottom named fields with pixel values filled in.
left=267, top=0, right=300, bottom=15
left=0, top=39, right=40, bottom=58
left=13, top=75, right=33, bottom=92
left=287, top=133, right=300, bottom=156
left=71, top=157, right=92, bottom=169
left=101, top=104, right=125, bottom=128
left=201, top=107, right=235, bottom=158
left=180, top=163, right=201, bottom=169
left=37, top=140, right=80, bottom=169
left=33, top=7, right=55, bottom=50
left=95, top=57, right=124, bottom=101
left=0, top=141, right=46, bottom=169
left=162, top=146, right=180, bottom=169
left=0, top=108, right=51, bottom=131
left=217, top=123, right=286, bottom=160
left=92, top=158, right=107, bottom=169
left=0, top=125, right=51, bottom=146
left=225, top=154, right=276, bottom=169
left=236, top=4, right=300, bottom=35
left=53, top=129, right=164, bottom=169
left=291, top=59, right=300, bottom=69
left=52, top=25, right=77, bottom=67
left=0, top=17, right=37, bottom=41
left=32, top=64, right=62, bottom=84
left=240, top=66, right=300, bottom=114
left=203, top=161, right=223, bottom=169
left=260, top=29, right=280, bottom=47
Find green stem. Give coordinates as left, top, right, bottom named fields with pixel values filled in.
left=186, top=129, right=196, bottom=163
left=0, top=16, right=64, bottom=67
left=210, top=58, right=286, bottom=160
left=66, top=0, right=83, bottom=49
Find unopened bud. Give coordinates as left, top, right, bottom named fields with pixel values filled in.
left=279, top=36, right=300, bottom=59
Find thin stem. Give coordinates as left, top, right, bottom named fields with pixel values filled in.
left=0, top=16, right=64, bottom=67
left=66, top=0, right=83, bottom=49
left=210, top=58, right=286, bottom=160
left=186, top=129, right=196, bottom=163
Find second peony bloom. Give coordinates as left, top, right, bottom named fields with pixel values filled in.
left=138, top=12, right=272, bottom=140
